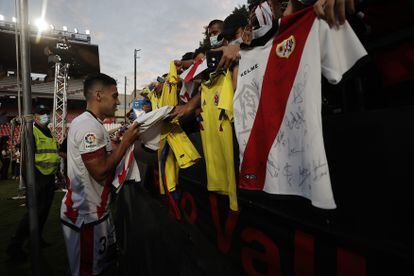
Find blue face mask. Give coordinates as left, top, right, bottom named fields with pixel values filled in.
left=209, top=35, right=223, bottom=48
left=39, top=114, right=50, bottom=126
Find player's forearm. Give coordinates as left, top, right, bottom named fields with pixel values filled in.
left=95, top=141, right=131, bottom=183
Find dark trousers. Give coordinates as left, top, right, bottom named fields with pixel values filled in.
left=11, top=160, right=16, bottom=177
left=14, top=163, right=20, bottom=178
left=1, top=158, right=10, bottom=180
left=10, top=169, right=56, bottom=246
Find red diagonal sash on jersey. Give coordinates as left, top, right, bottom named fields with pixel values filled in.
left=181, top=59, right=205, bottom=83
left=97, top=146, right=136, bottom=218
left=240, top=8, right=316, bottom=190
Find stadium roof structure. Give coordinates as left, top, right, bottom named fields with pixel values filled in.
left=0, top=19, right=100, bottom=77
left=0, top=76, right=84, bottom=100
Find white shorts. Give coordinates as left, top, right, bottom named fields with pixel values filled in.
left=62, top=214, right=117, bottom=276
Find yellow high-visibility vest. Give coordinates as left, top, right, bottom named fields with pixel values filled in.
left=33, top=125, right=60, bottom=175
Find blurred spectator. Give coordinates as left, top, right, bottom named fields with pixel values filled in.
left=58, top=137, right=67, bottom=182
left=7, top=104, right=60, bottom=261
left=14, top=144, right=20, bottom=179
left=222, top=13, right=251, bottom=45
left=171, top=19, right=225, bottom=120
left=208, top=19, right=224, bottom=48
left=1, top=139, right=11, bottom=180
left=222, top=12, right=251, bottom=90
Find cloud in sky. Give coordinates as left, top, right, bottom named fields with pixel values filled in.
left=0, top=0, right=246, bottom=94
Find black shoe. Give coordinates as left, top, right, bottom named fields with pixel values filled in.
left=6, top=244, right=27, bottom=262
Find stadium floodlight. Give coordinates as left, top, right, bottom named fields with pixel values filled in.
left=35, top=18, right=49, bottom=32
left=0, top=15, right=4, bottom=21
left=62, top=25, right=68, bottom=31
left=85, top=29, right=90, bottom=35
left=12, top=17, right=17, bottom=22
left=74, top=28, right=78, bottom=34
left=50, top=24, right=55, bottom=30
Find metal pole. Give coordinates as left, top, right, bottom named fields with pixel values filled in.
left=124, top=76, right=127, bottom=123
left=14, top=0, right=22, bottom=119
left=134, top=50, right=136, bottom=99
left=134, top=49, right=141, bottom=99
left=19, top=0, right=40, bottom=275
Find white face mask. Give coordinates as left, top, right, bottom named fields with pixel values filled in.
left=230, top=27, right=248, bottom=45
left=39, top=114, right=50, bottom=125
left=209, top=35, right=223, bottom=48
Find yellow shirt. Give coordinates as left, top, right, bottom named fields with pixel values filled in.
left=158, top=61, right=201, bottom=194
left=200, top=70, right=238, bottom=211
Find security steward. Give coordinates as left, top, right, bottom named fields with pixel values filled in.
left=7, top=104, right=60, bottom=261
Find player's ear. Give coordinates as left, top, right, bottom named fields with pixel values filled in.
left=95, top=90, right=102, bottom=102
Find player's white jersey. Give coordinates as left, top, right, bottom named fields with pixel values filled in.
left=61, top=111, right=113, bottom=227
left=234, top=7, right=367, bottom=209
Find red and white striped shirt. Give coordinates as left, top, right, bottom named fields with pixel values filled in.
left=233, top=8, right=367, bottom=209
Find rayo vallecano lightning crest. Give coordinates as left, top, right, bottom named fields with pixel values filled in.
left=276, top=35, right=295, bottom=59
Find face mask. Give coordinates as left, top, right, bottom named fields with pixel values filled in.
left=209, top=35, right=223, bottom=48
left=39, top=114, right=50, bottom=125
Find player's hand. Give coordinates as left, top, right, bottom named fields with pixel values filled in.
left=314, top=0, right=355, bottom=27
left=213, top=44, right=241, bottom=70
left=121, top=122, right=140, bottom=145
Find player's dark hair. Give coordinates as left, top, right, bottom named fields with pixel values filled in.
left=83, top=73, right=117, bottom=101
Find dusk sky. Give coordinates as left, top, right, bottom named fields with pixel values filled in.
left=0, top=0, right=246, bottom=94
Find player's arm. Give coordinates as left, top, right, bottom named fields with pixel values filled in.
left=82, top=122, right=140, bottom=183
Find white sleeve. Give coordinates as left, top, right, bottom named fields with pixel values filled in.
left=75, top=123, right=107, bottom=155
left=319, top=20, right=368, bottom=84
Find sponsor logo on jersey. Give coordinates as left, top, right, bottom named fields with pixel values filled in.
left=214, top=92, right=220, bottom=106
left=84, top=133, right=98, bottom=149
left=276, top=35, right=295, bottom=59
left=240, top=64, right=259, bottom=78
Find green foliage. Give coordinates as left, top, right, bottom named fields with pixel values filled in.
left=232, top=4, right=249, bottom=18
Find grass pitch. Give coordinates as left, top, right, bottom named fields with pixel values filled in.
left=0, top=179, right=68, bottom=275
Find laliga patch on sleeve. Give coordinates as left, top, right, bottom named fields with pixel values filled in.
left=83, top=132, right=98, bottom=150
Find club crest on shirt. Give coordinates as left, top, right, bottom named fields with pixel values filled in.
left=84, top=133, right=98, bottom=149
left=214, top=92, right=219, bottom=106
left=276, top=35, right=295, bottom=59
